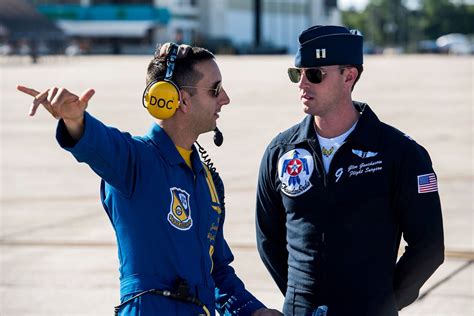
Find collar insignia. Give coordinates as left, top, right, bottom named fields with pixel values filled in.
left=322, top=146, right=335, bottom=157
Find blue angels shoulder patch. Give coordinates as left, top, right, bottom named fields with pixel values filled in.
left=278, top=149, right=314, bottom=197
left=168, top=187, right=193, bottom=231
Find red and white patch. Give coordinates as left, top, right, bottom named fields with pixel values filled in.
left=277, top=149, right=314, bottom=197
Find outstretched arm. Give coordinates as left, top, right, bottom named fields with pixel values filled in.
left=17, top=85, right=138, bottom=196
left=17, top=85, right=95, bottom=140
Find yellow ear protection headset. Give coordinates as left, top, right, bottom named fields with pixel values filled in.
left=142, top=43, right=181, bottom=120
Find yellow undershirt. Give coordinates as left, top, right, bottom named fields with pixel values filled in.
left=176, top=145, right=193, bottom=169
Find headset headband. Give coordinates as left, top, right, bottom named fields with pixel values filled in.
left=165, top=44, right=179, bottom=81
left=142, top=43, right=184, bottom=120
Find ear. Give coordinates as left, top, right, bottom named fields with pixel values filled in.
left=344, top=67, right=357, bottom=87
left=179, top=89, right=191, bottom=113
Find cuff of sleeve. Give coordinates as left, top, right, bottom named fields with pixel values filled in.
left=228, top=297, right=266, bottom=315
left=56, top=119, right=78, bottom=148
left=56, top=112, right=95, bottom=151
left=395, top=287, right=419, bottom=310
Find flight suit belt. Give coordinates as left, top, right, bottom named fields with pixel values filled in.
left=120, top=274, right=213, bottom=305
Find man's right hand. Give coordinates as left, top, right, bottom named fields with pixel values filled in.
left=16, top=85, right=95, bottom=140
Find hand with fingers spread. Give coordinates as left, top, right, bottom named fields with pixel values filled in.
left=16, top=85, right=95, bottom=140
left=252, top=308, right=283, bottom=316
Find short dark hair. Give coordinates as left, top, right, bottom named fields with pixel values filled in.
left=352, top=64, right=363, bottom=91
left=146, top=44, right=215, bottom=93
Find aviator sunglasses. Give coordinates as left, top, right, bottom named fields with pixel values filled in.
left=288, top=68, right=327, bottom=84
left=181, top=82, right=222, bottom=97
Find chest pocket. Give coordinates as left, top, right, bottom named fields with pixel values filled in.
left=330, top=154, right=393, bottom=225
left=332, top=157, right=387, bottom=194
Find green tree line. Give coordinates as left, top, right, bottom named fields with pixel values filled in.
left=342, top=0, right=474, bottom=50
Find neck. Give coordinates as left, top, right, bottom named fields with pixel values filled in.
left=314, top=100, right=359, bottom=138
left=160, top=120, right=197, bottom=150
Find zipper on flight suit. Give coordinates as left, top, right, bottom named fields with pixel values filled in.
left=325, top=140, right=350, bottom=187
left=307, top=140, right=327, bottom=187
left=306, top=139, right=328, bottom=283
left=192, top=172, right=209, bottom=287
left=188, top=168, right=209, bottom=295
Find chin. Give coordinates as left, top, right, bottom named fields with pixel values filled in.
left=302, top=105, right=313, bottom=115
left=203, top=124, right=216, bottom=134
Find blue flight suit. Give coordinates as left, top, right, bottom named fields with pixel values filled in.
left=57, top=112, right=265, bottom=315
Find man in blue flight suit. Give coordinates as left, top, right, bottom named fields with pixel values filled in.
left=255, top=25, right=445, bottom=316
left=17, top=43, right=282, bottom=316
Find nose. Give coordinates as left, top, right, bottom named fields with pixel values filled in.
left=219, top=87, right=230, bottom=105
left=298, top=70, right=311, bottom=90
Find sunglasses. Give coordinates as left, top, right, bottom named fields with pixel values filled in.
left=181, top=82, right=222, bottom=97
left=288, top=68, right=327, bottom=84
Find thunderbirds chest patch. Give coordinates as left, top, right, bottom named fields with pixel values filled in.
left=168, top=187, right=193, bottom=231
left=278, top=149, right=314, bottom=197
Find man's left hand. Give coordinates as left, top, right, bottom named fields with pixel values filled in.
left=252, top=308, right=283, bottom=316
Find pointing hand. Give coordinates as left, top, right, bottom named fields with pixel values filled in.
left=17, top=85, right=95, bottom=140
left=17, top=85, right=95, bottom=122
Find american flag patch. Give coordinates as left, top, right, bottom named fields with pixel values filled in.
left=417, top=173, right=438, bottom=193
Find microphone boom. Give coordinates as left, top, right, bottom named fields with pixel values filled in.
left=213, top=128, right=223, bottom=147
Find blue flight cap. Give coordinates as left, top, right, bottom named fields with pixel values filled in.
left=295, top=25, right=363, bottom=68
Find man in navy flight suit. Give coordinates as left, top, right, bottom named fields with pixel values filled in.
left=256, top=25, right=444, bottom=316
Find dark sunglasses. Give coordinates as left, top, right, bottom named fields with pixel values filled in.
left=288, top=68, right=328, bottom=84
left=181, top=82, right=222, bottom=97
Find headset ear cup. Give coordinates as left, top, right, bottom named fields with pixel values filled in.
left=143, top=81, right=180, bottom=120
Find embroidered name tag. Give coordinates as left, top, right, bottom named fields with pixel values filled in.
left=347, top=160, right=383, bottom=178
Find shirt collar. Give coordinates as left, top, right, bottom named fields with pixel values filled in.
left=146, top=124, right=204, bottom=173
left=344, top=102, right=381, bottom=150
left=295, top=101, right=381, bottom=150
